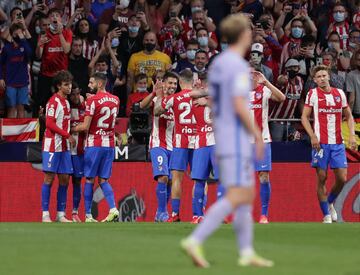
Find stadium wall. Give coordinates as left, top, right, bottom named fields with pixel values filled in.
left=0, top=162, right=359, bottom=222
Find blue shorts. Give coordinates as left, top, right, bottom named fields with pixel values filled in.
left=150, top=147, right=172, bottom=180
left=191, top=146, right=219, bottom=180
left=311, top=144, right=347, bottom=170
left=170, top=147, right=193, bottom=171
left=6, top=86, right=29, bottom=107
left=255, top=143, right=272, bottom=172
left=72, top=154, right=84, bottom=178
left=84, top=147, right=115, bottom=179
left=42, top=151, right=73, bottom=174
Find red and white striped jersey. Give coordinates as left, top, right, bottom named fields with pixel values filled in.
left=162, top=89, right=197, bottom=149
left=332, top=23, right=349, bottom=50
left=43, top=94, right=71, bottom=152
left=250, top=85, right=272, bottom=143
left=70, top=102, right=86, bottom=155
left=270, top=76, right=303, bottom=119
left=82, top=40, right=99, bottom=61
left=149, top=97, right=174, bottom=150
left=192, top=104, right=215, bottom=148
left=85, top=92, right=120, bottom=148
left=305, top=87, right=348, bottom=144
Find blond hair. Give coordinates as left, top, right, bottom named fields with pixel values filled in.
left=220, top=13, right=251, bottom=45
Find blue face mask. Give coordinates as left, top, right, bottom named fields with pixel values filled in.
left=333, top=12, right=345, bottom=23
left=111, top=37, right=119, bottom=48
left=198, top=36, right=208, bottom=47
left=128, top=26, right=140, bottom=33
left=186, top=49, right=196, bottom=60
left=191, top=7, right=202, bottom=13
left=291, top=27, right=303, bottom=39
left=220, top=43, right=228, bottom=51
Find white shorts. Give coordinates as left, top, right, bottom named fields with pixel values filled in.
left=218, top=154, right=254, bottom=187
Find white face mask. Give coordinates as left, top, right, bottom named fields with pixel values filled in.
left=35, top=26, right=41, bottom=35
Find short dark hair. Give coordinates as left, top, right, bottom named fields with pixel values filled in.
left=53, top=70, right=73, bottom=91
left=196, top=27, right=208, bottom=36
left=311, top=65, right=330, bottom=78
left=328, top=31, right=340, bottom=39
left=71, top=81, right=79, bottom=90
left=10, top=7, right=22, bottom=18
left=48, top=8, right=62, bottom=17
left=135, top=73, right=147, bottom=83
left=291, top=18, right=303, bottom=27
left=9, top=23, right=23, bottom=36
left=163, top=71, right=179, bottom=82
left=301, top=35, right=316, bottom=47
left=195, top=49, right=208, bottom=58
left=96, top=55, right=108, bottom=64
left=179, top=69, right=193, bottom=84
left=187, top=39, right=199, bottom=47
left=91, top=72, right=107, bottom=85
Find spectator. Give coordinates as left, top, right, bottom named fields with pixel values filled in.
left=327, top=3, right=350, bottom=50
left=196, top=27, right=218, bottom=58
left=73, top=18, right=99, bottom=60
left=249, top=43, right=273, bottom=83
left=297, top=34, right=316, bottom=82
left=270, top=58, right=304, bottom=141
left=68, top=37, right=90, bottom=96
left=235, top=0, right=263, bottom=22
left=326, top=31, right=351, bottom=74
left=127, top=31, right=171, bottom=93
left=126, top=73, right=149, bottom=117
left=5, top=7, right=32, bottom=41
left=346, top=50, right=360, bottom=118
left=35, top=8, right=72, bottom=111
left=192, top=50, right=208, bottom=81
left=0, top=23, right=32, bottom=118
left=348, top=29, right=360, bottom=54
left=174, top=39, right=199, bottom=72
left=187, top=0, right=216, bottom=32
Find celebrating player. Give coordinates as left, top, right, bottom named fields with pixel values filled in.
left=69, top=83, right=86, bottom=222
left=140, top=72, right=178, bottom=222
left=72, top=73, right=120, bottom=222
left=181, top=14, right=274, bottom=268
left=301, top=65, right=356, bottom=223
left=41, top=70, right=75, bottom=223
left=250, top=70, right=285, bottom=224
left=154, top=69, right=197, bottom=222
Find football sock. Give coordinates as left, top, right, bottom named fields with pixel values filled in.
left=233, top=205, right=254, bottom=256
left=327, top=192, right=338, bottom=204
left=84, top=182, right=94, bottom=214
left=100, top=182, right=116, bottom=209
left=193, top=181, right=205, bottom=216
left=217, top=183, right=226, bottom=199
left=172, top=198, right=180, bottom=214
left=57, top=184, right=68, bottom=212
left=260, top=182, right=271, bottom=216
left=320, top=201, right=330, bottom=216
left=72, top=182, right=81, bottom=212
left=156, top=182, right=167, bottom=213
left=191, top=198, right=233, bottom=244
left=166, top=184, right=171, bottom=204
left=41, top=183, right=51, bottom=211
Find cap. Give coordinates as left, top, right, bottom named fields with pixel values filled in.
left=251, top=43, right=264, bottom=53
left=285, top=58, right=300, bottom=68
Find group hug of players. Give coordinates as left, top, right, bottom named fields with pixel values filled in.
left=40, top=62, right=356, bottom=225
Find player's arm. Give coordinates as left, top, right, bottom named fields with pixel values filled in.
left=72, top=116, right=92, bottom=132
left=46, top=116, right=71, bottom=138
left=194, top=97, right=210, bottom=107
left=343, top=106, right=357, bottom=150
left=254, top=71, right=285, bottom=102
left=154, top=97, right=167, bottom=116
left=140, top=91, right=156, bottom=109
left=301, top=105, right=320, bottom=151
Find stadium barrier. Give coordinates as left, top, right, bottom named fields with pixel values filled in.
left=0, top=162, right=358, bottom=222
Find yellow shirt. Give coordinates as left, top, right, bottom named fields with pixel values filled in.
left=127, top=50, right=172, bottom=87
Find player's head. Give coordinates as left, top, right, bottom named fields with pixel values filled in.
left=89, top=72, right=107, bottom=93
left=134, top=73, right=148, bottom=93
left=163, top=71, right=179, bottom=95
left=178, top=69, right=194, bottom=90
left=69, top=82, right=81, bottom=105
left=220, top=13, right=252, bottom=55
left=311, top=65, right=331, bottom=89
left=53, top=70, right=73, bottom=96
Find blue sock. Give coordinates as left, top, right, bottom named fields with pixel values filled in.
left=156, top=182, right=167, bottom=213
left=166, top=184, right=171, bottom=204
left=320, top=201, right=330, bottom=216
left=260, top=182, right=271, bottom=216
left=73, top=183, right=81, bottom=211
left=193, top=181, right=205, bottom=216
left=327, top=192, right=338, bottom=204
left=100, top=182, right=116, bottom=209
left=172, top=198, right=180, bottom=214
left=217, top=183, right=226, bottom=200
left=84, top=182, right=94, bottom=214
left=203, top=194, right=208, bottom=210
left=57, top=184, right=68, bottom=212
left=41, top=183, right=51, bottom=211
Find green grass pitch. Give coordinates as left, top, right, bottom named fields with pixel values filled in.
left=1, top=223, right=359, bottom=275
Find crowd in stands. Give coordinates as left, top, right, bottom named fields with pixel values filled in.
left=0, top=0, right=359, bottom=142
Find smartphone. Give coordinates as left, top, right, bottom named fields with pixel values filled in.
left=16, top=13, right=22, bottom=20
left=36, top=0, right=44, bottom=4
left=255, top=22, right=262, bottom=28
left=169, top=11, right=177, bottom=18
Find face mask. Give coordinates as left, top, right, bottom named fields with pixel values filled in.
left=13, top=36, right=21, bottom=43
left=95, top=70, right=107, bottom=76
left=291, top=27, right=303, bottom=39
left=220, top=43, right=228, bottom=51
left=328, top=42, right=335, bottom=50
left=250, top=53, right=262, bottom=65
left=144, top=42, right=156, bottom=52
left=128, top=26, right=139, bottom=33
left=349, top=41, right=357, bottom=48
left=35, top=26, right=41, bottom=35
left=186, top=49, right=196, bottom=60
left=333, top=12, right=345, bottom=23
left=191, top=7, right=202, bottom=13
left=198, top=36, right=208, bottom=47
left=111, top=37, right=119, bottom=48
left=49, top=23, right=56, bottom=32
left=119, top=0, right=130, bottom=9
left=287, top=70, right=298, bottom=79
left=137, top=86, right=147, bottom=92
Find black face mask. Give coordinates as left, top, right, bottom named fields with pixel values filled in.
left=288, top=70, right=298, bottom=79
left=144, top=43, right=156, bottom=52
left=13, top=36, right=21, bottom=43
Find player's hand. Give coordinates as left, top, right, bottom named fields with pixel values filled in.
left=194, top=98, right=207, bottom=107
left=153, top=80, right=164, bottom=97
left=255, top=133, right=265, bottom=161
left=310, top=135, right=320, bottom=151
left=253, top=71, right=267, bottom=85
left=0, top=79, right=5, bottom=90
left=69, top=135, right=76, bottom=148
left=349, top=135, right=357, bottom=151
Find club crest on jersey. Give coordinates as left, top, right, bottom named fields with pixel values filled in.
left=256, top=93, right=262, bottom=99
left=335, top=96, right=341, bottom=103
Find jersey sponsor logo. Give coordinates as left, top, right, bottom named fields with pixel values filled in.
left=48, top=47, right=64, bottom=53
left=249, top=103, right=262, bottom=109
left=181, top=125, right=195, bottom=134
left=318, top=108, right=342, bottom=113
left=200, top=125, right=213, bottom=133
left=286, top=93, right=301, bottom=100
left=95, top=129, right=113, bottom=136
left=160, top=113, right=173, bottom=120
left=98, top=96, right=119, bottom=105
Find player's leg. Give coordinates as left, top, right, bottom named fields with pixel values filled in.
left=5, top=86, right=17, bottom=118
left=16, top=86, right=28, bottom=118
left=71, top=154, right=84, bottom=222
